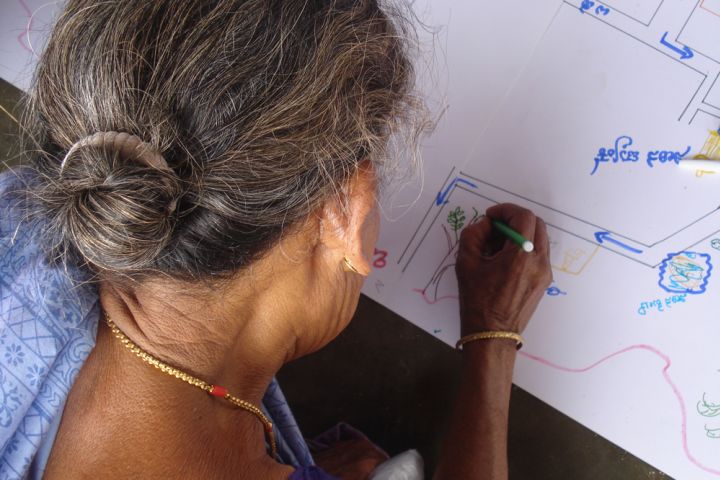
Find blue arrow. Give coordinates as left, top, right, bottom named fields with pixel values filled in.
left=660, top=32, right=693, bottom=60
left=435, top=178, right=478, bottom=205
left=594, top=231, right=643, bottom=254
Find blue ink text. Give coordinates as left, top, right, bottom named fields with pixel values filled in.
left=637, top=294, right=687, bottom=316
left=591, top=135, right=691, bottom=175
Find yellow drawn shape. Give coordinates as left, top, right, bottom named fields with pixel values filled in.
left=697, top=130, right=720, bottom=160
left=551, top=245, right=600, bottom=276
left=690, top=131, right=720, bottom=178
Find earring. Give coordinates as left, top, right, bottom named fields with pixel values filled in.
left=343, top=256, right=364, bottom=276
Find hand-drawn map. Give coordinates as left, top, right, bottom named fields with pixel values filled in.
left=2, top=1, right=720, bottom=478
left=364, top=1, right=720, bottom=479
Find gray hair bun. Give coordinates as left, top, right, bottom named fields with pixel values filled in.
left=24, top=0, right=419, bottom=281
left=48, top=131, right=181, bottom=273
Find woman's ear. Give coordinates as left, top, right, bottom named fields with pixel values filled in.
left=319, top=163, right=380, bottom=276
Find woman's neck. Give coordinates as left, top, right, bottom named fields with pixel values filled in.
left=45, top=269, right=305, bottom=478
left=45, top=315, right=293, bottom=478
left=98, top=270, right=299, bottom=405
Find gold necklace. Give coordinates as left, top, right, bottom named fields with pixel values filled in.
left=105, top=313, right=277, bottom=459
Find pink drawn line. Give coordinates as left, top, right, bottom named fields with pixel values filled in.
left=410, top=284, right=718, bottom=474
left=701, top=0, right=720, bottom=18
left=519, top=345, right=720, bottom=477
left=412, top=288, right=458, bottom=305
left=17, top=0, right=35, bottom=54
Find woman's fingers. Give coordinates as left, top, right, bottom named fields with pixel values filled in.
left=533, top=217, right=553, bottom=287
left=458, top=215, right=493, bottom=258
left=534, top=217, right=550, bottom=259
left=456, top=203, right=552, bottom=335
left=486, top=203, right=537, bottom=250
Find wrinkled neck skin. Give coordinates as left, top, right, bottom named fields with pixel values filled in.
left=46, top=218, right=365, bottom=479
left=101, top=260, right=305, bottom=407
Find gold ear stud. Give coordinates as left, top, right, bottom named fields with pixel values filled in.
left=343, top=256, right=362, bottom=275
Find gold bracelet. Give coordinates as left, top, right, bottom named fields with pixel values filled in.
left=455, top=331, right=524, bottom=351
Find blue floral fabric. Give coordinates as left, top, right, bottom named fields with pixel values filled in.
left=0, top=169, right=314, bottom=478
left=0, top=169, right=99, bottom=479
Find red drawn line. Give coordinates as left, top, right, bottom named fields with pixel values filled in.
left=17, top=0, right=35, bottom=54
left=412, top=288, right=458, bottom=305
left=700, top=0, right=720, bottom=18
left=519, top=345, right=720, bottom=477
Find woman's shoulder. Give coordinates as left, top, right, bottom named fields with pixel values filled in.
left=0, top=167, right=100, bottom=479
left=0, top=167, right=42, bottom=240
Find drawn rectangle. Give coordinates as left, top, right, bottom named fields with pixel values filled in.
left=701, top=0, right=720, bottom=16
left=602, top=0, right=662, bottom=25
left=704, top=74, right=720, bottom=110
left=469, top=4, right=709, bottom=246
left=690, top=109, right=720, bottom=130
left=678, top=1, right=720, bottom=63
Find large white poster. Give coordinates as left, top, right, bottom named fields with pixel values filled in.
left=366, top=2, right=720, bottom=479
left=2, top=1, right=720, bottom=478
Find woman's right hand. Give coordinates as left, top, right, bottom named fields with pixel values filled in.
left=435, top=203, right=552, bottom=480
left=455, top=203, right=552, bottom=337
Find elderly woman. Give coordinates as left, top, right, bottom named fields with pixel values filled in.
left=0, top=1, right=551, bottom=479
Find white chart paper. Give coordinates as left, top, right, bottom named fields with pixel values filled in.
left=366, top=2, right=720, bottom=479
left=2, top=1, right=720, bottom=478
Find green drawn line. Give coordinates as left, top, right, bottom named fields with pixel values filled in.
left=447, top=206, right=465, bottom=244
left=705, top=425, right=720, bottom=439
left=697, top=393, right=720, bottom=418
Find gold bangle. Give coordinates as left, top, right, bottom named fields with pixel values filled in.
left=455, top=331, right=524, bottom=351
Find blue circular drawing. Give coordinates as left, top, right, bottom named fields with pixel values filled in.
left=546, top=286, right=567, bottom=296
left=657, top=251, right=712, bottom=295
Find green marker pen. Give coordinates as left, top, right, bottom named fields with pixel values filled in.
left=492, top=220, right=534, bottom=253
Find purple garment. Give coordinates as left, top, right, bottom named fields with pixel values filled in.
left=289, top=466, right=339, bottom=480
left=306, top=422, right=387, bottom=458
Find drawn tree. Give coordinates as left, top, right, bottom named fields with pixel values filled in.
left=418, top=206, right=480, bottom=303
left=447, top=206, right=466, bottom=242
